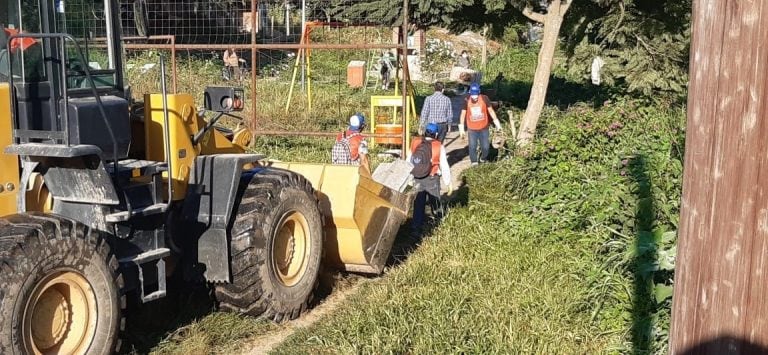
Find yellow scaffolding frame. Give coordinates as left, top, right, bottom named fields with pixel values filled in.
left=369, top=95, right=415, bottom=153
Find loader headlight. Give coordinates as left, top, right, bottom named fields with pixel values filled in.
left=204, top=86, right=245, bottom=112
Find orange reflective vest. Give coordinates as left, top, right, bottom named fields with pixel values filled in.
left=465, top=95, right=490, bottom=131
left=336, top=130, right=365, bottom=161
left=410, top=137, right=441, bottom=176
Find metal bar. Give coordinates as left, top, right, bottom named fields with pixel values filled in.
left=285, top=48, right=303, bottom=113
left=6, top=37, right=17, bottom=143
left=159, top=55, right=174, bottom=201
left=13, top=129, right=67, bottom=140
left=123, top=43, right=409, bottom=50
left=121, top=35, right=175, bottom=42
left=59, top=37, right=70, bottom=146
left=401, top=0, right=410, bottom=159
left=253, top=130, right=403, bottom=139
left=105, top=0, right=116, bottom=69
left=301, top=0, right=306, bottom=90
left=171, top=36, right=177, bottom=93
left=251, top=0, right=258, bottom=131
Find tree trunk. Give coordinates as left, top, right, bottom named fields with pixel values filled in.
left=516, top=0, right=571, bottom=147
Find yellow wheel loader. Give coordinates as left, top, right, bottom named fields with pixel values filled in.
left=0, top=1, right=409, bottom=354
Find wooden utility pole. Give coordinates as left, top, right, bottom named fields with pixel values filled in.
left=671, top=0, right=768, bottom=354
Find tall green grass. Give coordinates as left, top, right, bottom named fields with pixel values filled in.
left=273, top=98, right=684, bottom=354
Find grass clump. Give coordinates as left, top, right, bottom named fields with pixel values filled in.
left=148, top=313, right=278, bottom=355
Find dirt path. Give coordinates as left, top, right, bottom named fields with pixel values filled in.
left=243, top=281, right=364, bottom=355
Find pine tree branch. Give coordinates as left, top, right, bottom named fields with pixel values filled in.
left=522, top=6, right=546, bottom=24
left=600, top=1, right=625, bottom=47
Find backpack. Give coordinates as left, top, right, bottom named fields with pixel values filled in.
left=410, top=139, right=439, bottom=178
left=332, top=131, right=361, bottom=165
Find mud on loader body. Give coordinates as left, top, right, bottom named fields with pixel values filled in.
left=0, top=1, right=408, bottom=354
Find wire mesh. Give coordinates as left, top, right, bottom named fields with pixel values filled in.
left=118, top=0, right=412, bottom=141
left=120, top=0, right=397, bottom=45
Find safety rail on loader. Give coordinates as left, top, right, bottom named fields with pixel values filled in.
left=6, top=33, right=121, bottom=167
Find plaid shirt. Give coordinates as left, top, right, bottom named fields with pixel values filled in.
left=419, top=91, right=453, bottom=125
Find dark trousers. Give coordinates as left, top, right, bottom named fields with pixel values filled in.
left=412, top=175, right=443, bottom=232
left=468, top=127, right=490, bottom=163
left=436, top=122, right=449, bottom=143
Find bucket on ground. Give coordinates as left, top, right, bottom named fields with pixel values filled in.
left=265, top=162, right=411, bottom=274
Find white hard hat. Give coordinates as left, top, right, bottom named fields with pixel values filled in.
left=349, top=113, right=365, bottom=130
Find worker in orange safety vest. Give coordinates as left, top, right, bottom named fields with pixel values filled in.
left=458, top=83, right=502, bottom=166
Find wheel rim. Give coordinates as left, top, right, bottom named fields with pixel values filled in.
left=272, top=211, right=311, bottom=287
left=23, top=271, right=98, bottom=355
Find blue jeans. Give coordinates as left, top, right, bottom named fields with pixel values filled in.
left=412, top=175, right=443, bottom=232
left=468, top=127, right=490, bottom=163
left=437, top=122, right=449, bottom=143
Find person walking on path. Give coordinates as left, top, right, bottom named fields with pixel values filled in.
left=409, top=123, right=453, bottom=235
left=419, top=81, right=453, bottom=143
left=459, top=83, right=502, bottom=165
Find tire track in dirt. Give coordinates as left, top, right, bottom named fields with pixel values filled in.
left=242, top=277, right=365, bottom=355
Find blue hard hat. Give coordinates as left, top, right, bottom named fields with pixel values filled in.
left=425, top=123, right=439, bottom=135
left=349, top=113, right=365, bottom=130
left=469, top=83, right=481, bottom=95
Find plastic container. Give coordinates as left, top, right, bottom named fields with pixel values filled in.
left=374, top=124, right=403, bottom=145
left=347, top=60, right=366, bottom=88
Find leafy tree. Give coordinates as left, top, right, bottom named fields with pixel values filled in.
left=563, top=1, right=691, bottom=96
left=511, top=0, right=573, bottom=146
left=504, top=0, right=690, bottom=145
left=336, top=0, right=691, bottom=146
left=331, top=0, right=473, bottom=28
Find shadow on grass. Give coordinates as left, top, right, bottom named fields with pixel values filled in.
left=628, top=154, right=657, bottom=354
left=120, top=276, right=215, bottom=354
left=386, top=181, right=470, bottom=269
left=413, top=74, right=612, bottom=117
left=482, top=73, right=614, bottom=111
left=446, top=142, right=468, bottom=166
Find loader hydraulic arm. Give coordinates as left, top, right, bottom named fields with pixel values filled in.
left=192, top=110, right=241, bottom=145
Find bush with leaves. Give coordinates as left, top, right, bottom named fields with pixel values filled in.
left=422, top=38, right=455, bottom=76
left=477, top=98, right=684, bottom=353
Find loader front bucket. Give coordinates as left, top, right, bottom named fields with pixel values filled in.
left=266, top=162, right=410, bottom=274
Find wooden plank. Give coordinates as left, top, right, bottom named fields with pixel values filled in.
left=672, top=0, right=768, bottom=353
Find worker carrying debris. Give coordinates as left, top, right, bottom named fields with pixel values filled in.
left=332, top=113, right=370, bottom=173
left=409, top=123, right=452, bottom=235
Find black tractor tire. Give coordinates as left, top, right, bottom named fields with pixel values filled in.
left=215, top=168, right=324, bottom=322
left=0, top=213, right=124, bottom=355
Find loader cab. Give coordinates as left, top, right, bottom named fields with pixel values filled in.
left=1, top=0, right=125, bottom=92
left=3, top=0, right=131, bottom=160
